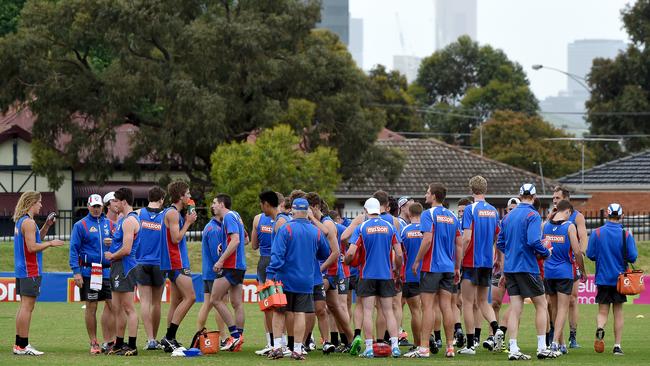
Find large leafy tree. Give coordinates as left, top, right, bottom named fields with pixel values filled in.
left=586, top=0, right=650, bottom=163
left=0, top=0, right=401, bottom=192
left=210, top=124, right=340, bottom=230
left=413, top=36, right=538, bottom=144
left=472, top=111, right=593, bottom=178
left=0, top=0, right=24, bottom=36
left=367, top=65, right=422, bottom=132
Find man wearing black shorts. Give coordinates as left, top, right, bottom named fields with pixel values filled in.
left=266, top=198, right=331, bottom=360
left=497, top=184, right=554, bottom=360
left=70, top=194, right=115, bottom=354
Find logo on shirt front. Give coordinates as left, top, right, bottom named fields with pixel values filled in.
left=436, top=215, right=455, bottom=224
left=407, top=231, right=423, bottom=238
left=89, top=226, right=98, bottom=233
left=141, top=221, right=162, bottom=231
left=545, top=234, right=565, bottom=243
left=260, top=225, right=273, bottom=234
left=478, top=210, right=497, bottom=218
left=366, top=226, right=389, bottom=234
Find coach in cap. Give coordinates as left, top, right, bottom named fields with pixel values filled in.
left=69, top=194, right=116, bottom=354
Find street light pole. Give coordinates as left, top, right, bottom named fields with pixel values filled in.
left=534, top=161, right=546, bottom=194
left=531, top=64, right=591, bottom=92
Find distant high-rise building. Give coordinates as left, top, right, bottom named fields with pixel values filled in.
left=393, top=55, right=422, bottom=83
left=349, top=17, right=363, bottom=68
left=567, top=39, right=626, bottom=95
left=317, top=0, right=349, bottom=45
left=434, top=0, right=477, bottom=50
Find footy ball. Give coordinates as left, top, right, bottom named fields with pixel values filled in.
left=373, top=342, right=391, bottom=357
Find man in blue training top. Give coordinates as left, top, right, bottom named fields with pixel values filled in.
left=345, top=197, right=404, bottom=358
left=266, top=198, right=331, bottom=361
left=587, top=203, right=638, bottom=356
left=459, top=176, right=504, bottom=354
left=70, top=194, right=115, bottom=354
left=497, top=184, right=554, bottom=360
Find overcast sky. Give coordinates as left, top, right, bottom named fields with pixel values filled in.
left=350, top=0, right=633, bottom=99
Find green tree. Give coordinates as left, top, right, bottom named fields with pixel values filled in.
left=472, top=111, right=593, bottom=178
left=0, top=0, right=402, bottom=192
left=210, top=124, right=340, bottom=229
left=0, top=0, right=25, bottom=36
left=367, top=65, right=422, bottom=132
left=586, top=0, right=650, bottom=163
left=413, top=36, right=538, bottom=144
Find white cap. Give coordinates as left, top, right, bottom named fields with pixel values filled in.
left=88, top=194, right=103, bottom=207
left=519, top=183, right=537, bottom=196
left=364, top=197, right=381, bottom=215
left=507, top=197, right=521, bottom=206
left=103, top=191, right=115, bottom=205
left=607, top=203, right=623, bottom=217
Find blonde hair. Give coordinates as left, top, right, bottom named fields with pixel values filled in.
left=13, top=191, right=41, bottom=222
left=469, top=175, right=488, bottom=195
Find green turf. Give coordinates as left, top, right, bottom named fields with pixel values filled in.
left=0, top=302, right=649, bottom=364
left=0, top=241, right=261, bottom=274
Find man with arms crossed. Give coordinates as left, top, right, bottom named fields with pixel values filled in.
left=70, top=194, right=115, bottom=354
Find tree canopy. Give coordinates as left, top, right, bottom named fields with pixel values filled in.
left=586, top=0, right=650, bottom=163
left=210, top=124, right=340, bottom=229
left=471, top=111, right=593, bottom=179
left=0, top=0, right=402, bottom=192
left=367, top=64, right=422, bottom=132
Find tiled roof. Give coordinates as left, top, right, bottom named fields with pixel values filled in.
left=336, top=138, right=559, bottom=197
left=559, top=150, right=650, bottom=185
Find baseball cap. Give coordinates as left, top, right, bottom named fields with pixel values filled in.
left=88, top=194, right=103, bottom=207
left=607, top=203, right=623, bottom=217
left=507, top=197, right=521, bottom=206
left=292, top=198, right=309, bottom=211
left=103, top=191, right=115, bottom=205
left=364, top=197, right=381, bottom=215
left=397, top=196, right=411, bottom=209
left=519, top=183, right=537, bottom=196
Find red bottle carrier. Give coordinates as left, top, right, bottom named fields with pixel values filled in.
left=256, top=280, right=287, bottom=311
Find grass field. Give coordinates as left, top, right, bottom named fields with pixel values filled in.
left=0, top=302, right=649, bottom=365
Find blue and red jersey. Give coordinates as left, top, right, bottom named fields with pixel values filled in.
left=354, top=217, right=398, bottom=280
left=421, top=206, right=461, bottom=273
left=401, top=222, right=423, bottom=283
left=256, top=213, right=274, bottom=257
left=69, top=213, right=113, bottom=277
left=336, top=222, right=351, bottom=278
left=161, top=206, right=190, bottom=270
left=321, top=216, right=342, bottom=277
left=201, top=218, right=224, bottom=281
left=14, top=215, right=42, bottom=278
left=497, top=203, right=550, bottom=274
left=137, top=207, right=165, bottom=266
left=462, top=201, right=499, bottom=268
left=267, top=218, right=331, bottom=293
left=222, top=210, right=247, bottom=271
left=543, top=220, right=576, bottom=280
left=109, top=212, right=140, bottom=275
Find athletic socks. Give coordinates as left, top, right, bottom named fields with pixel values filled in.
left=466, top=334, right=475, bottom=348
left=354, top=329, right=362, bottom=337
left=365, top=339, right=373, bottom=352
left=475, top=328, right=482, bottom=342
left=128, top=337, right=137, bottom=349
left=490, top=321, right=499, bottom=335
left=537, top=335, right=546, bottom=351
left=389, top=336, right=398, bottom=349
left=331, top=332, right=340, bottom=346
left=434, top=331, right=442, bottom=342
left=166, top=323, right=179, bottom=340
left=115, top=337, right=125, bottom=348
left=15, top=335, right=28, bottom=348
left=545, top=332, right=551, bottom=347
left=288, top=336, right=294, bottom=351
left=273, top=338, right=282, bottom=350
left=570, top=329, right=578, bottom=339
left=238, top=328, right=244, bottom=335
left=294, top=343, right=303, bottom=354
left=305, top=332, right=312, bottom=344
left=499, top=325, right=508, bottom=335
left=228, top=325, right=240, bottom=339
left=340, top=333, right=349, bottom=345
left=384, top=330, right=390, bottom=342
left=267, top=332, right=273, bottom=346
left=509, top=339, right=519, bottom=353
left=454, top=323, right=462, bottom=332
